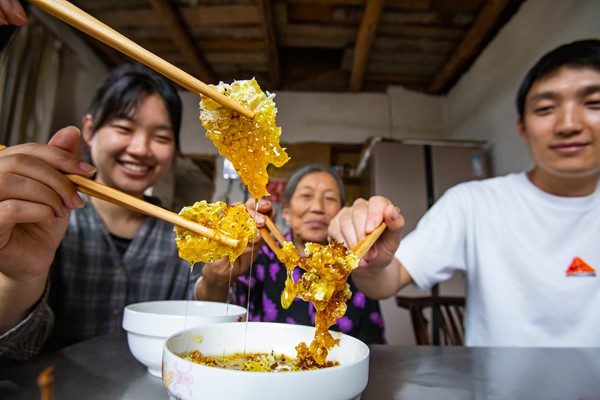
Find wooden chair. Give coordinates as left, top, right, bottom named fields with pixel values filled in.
left=395, top=295, right=466, bottom=345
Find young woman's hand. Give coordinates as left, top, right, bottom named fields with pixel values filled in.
left=0, top=0, right=28, bottom=26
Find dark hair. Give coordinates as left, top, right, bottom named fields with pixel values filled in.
left=516, top=39, right=600, bottom=119
left=282, top=164, right=346, bottom=207
left=87, top=63, right=182, bottom=151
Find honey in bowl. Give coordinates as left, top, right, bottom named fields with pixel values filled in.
left=183, top=349, right=338, bottom=372
left=163, top=322, right=369, bottom=400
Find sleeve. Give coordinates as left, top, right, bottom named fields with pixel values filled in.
left=0, top=283, right=54, bottom=367
left=397, top=184, right=471, bottom=292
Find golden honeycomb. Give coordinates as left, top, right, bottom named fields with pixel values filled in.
left=199, top=78, right=290, bottom=200
left=280, top=240, right=359, bottom=365
left=175, top=201, right=257, bottom=265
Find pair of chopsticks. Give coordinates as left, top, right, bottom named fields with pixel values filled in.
left=67, top=174, right=238, bottom=248
left=26, top=0, right=254, bottom=120
left=259, top=216, right=387, bottom=263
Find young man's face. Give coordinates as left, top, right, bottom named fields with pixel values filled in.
left=519, top=66, right=600, bottom=195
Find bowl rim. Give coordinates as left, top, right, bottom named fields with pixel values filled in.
left=122, top=300, right=247, bottom=336
left=163, top=321, right=370, bottom=376
left=124, top=300, right=247, bottom=316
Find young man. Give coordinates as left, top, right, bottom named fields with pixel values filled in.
left=328, top=39, right=600, bottom=347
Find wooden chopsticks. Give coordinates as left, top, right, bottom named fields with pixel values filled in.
left=351, top=221, right=387, bottom=259
left=66, top=174, right=238, bottom=248
left=26, top=0, right=254, bottom=120
left=259, top=216, right=290, bottom=262
left=259, top=215, right=387, bottom=262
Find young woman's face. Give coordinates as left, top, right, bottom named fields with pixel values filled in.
left=83, top=93, right=176, bottom=197
left=283, top=171, right=342, bottom=246
left=519, top=66, right=600, bottom=195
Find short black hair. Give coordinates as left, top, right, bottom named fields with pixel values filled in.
left=516, top=39, right=600, bottom=119
left=87, top=63, right=182, bottom=151
left=282, top=164, right=346, bottom=207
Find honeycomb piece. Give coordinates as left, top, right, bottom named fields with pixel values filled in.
left=280, top=240, right=358, bottom=365
left=200, top=78, right=289, bottom=199
left=175, top=201, right=257, bottom=265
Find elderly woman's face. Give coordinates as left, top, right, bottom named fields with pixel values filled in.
left=283, top=171, right=342, bottom=245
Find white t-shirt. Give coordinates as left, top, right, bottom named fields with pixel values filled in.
left=397, top=172, right=600, bottom=347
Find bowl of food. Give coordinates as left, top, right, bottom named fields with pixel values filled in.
left=162, top=321, right=370, bottom=400
left=122, top=300, right=246, bottom=377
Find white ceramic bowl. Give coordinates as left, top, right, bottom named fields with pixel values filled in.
left=122, top=300, right=246, bottom=377
left=162, top=322, right=370, bottom=400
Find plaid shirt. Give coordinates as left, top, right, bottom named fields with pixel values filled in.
left=0, top=196, right=199, bottom=365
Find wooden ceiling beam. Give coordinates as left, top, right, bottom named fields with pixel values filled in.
left=427, top=0, right=512, bottom=94
left=349, top=0, right=385, bottom=92
left=257, top=0, right=281, bottom=89
left=148, top=0, right=217, bottom=85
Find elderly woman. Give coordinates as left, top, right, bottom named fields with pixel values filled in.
left=197, top=164, right=386, bottom=344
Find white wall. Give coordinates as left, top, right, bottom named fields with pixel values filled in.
left=387, top=86, right=445, bottom=140
left=180, top=90, right=392, bottom=156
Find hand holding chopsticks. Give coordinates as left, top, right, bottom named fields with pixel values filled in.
left=26, top=0, right=254, bottom=120
left=0, top=142, right=236, bottom=248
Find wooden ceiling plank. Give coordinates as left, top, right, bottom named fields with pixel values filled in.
left=349, top=0, right=386, bottom=92
left=287, top=4, right=335, bottom=24
left=374, top=36, right=458, bottom=53
left=286, top=0, right=428, bottom=9
left=429, top=0, right=483, bottom=13
left=184, top=5, right=260, bottom=26
left=92, top=9, right=164, bottom=27
left=148, top=0, right=217, bottom=84
left=139, top=39, right=265, bottom=53
left=377, top=24, right=465, bottom=39
left=257, top=0, right=281, bottom=89
left=427, top=0, right=512, bottom=94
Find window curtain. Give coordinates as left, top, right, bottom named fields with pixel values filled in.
left=0, top=15, right=62, bottom=146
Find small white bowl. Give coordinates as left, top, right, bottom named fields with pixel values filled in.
left=122, top=300, right=246, bottom=377
left=162, top=322, right=370, bottom=400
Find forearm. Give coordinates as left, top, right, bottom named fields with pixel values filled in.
left=351, top=258, right=412, bottom=300
left=0, top=273, right=48, bottom=334
left=194, top=274, right=232, bottom=302
left=195, top=247, right=257, bottom=302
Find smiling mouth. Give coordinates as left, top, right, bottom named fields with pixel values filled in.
left=305, top=221, right=327, bottom=229
left=121, top=162, right=150, bottom=172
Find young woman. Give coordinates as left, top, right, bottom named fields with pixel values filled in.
left=0, top=64, right=200, bottom=364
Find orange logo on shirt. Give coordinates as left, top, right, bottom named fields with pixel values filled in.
left=565, top=257, right=596, bottom=277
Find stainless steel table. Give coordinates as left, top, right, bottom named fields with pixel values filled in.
left=1, top=331, right=599, bottom=399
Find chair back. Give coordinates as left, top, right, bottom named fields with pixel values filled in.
left=395, top=295, right=465, bottom=345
